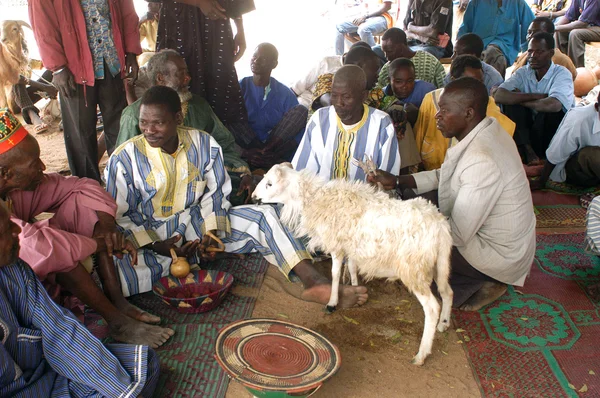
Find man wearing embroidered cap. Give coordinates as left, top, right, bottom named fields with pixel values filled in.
left=0, top=109, right=174, bottom=348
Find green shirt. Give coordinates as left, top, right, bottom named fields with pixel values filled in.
left=378, top=51, right=446, bottom=89
left=116, top=94, right=250, bottom=173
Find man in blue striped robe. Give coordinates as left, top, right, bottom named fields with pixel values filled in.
left=105, top=86, right=369, bottom=307
left=293, top=65, right=401, bottom=181
left=0, top=202, right=159, bottom=397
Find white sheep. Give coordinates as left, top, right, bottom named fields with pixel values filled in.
left=252, top=163, right=454, bottom=366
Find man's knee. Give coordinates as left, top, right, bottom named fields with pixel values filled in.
left=569, top=29, right=588, bottom=44
left=357, top=21, right=379, bottom=36
left=578, top=146, right=600, bottom=166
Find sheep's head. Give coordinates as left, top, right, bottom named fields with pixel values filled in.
left=252, top=162, right=297, bottom=205
left=1, top=20, right=30, bottom=54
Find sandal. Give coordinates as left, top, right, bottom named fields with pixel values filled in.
left=34, top=123, right=49, bottom=134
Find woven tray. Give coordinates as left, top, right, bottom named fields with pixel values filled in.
left=215, top=318, right=341, bottom=395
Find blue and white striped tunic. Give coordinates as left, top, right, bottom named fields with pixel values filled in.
left=292, top=105, right=401, bottom=181
left=0, top=260, right=159, bottom=397
left=586, top=196, right=600, bottom=255
left=105, top=127, right=312, bottom=296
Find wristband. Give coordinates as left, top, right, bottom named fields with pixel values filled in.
left=52, top=67, right=65, bottom=75
left=550, top=11, right=553, bottom=18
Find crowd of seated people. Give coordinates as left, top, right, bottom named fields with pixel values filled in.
left=4, top=0, right=600, bottom=391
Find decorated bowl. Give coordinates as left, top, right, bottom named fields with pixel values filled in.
left=215, top=318, right=341, bottom=397
left=152, top=269, right=233, bottom=314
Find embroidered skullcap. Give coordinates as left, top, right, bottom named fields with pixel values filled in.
left=0, top=108, right=28, bottom=155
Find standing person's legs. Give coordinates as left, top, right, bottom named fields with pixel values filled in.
left=356, top=16, right=388, bottom=47
left=449, top=247, right=507, bottom=310
left=565, top=146, right=600, bottom=187
left=59, top=83, right=101, bottom=181
left=567, top=27, right=600, bottom=67
left=335, top=21, right=359, bottom=55
left=482, top=44, right=507, bottom=78
left=97, top=71, right=128, bottom=156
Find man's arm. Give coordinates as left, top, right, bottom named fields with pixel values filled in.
left=204, top=105, right=250, bottom=173
left=407, top=0, right=452, bottom=41
left=116, top=103, right=142, bottom=148
left=530, top=160, right=556, bottom=190
left=493, top=87, right=547, bottom=105
left=28, top=0, right=67, bottom=71
left=120, top=0, right=143, bottom=55
left=197, top=135, right=232, bottom=237
left=292, top=114, right=320, bottom=173
left=521, top=96, right=563, bottom=112
left=104, top=155, right=161, bottom=249
left=449, top=156, right=503, bottom=247
left=555, top=19, right=588, bottom=31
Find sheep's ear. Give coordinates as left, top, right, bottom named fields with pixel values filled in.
left=280, top=162, right=293, bottom=169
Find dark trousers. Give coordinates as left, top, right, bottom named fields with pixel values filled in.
left=403, top=189, right=499, bottom=307
left=59, top=70, right=126, bottom=181
left=502, top=104, right=565, bottom=161
left=565, top=146, right=600, bottom=187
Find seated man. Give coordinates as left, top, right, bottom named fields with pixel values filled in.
left=334, top=0, right=394, bottom=55
left=531, top=92, right=600, bottom=189
left=555, top=0, right=600, bottom=67
left=105, top=86, right=368, bottom=307
left=383, top=58, right=435, bottom=171
left=404, top=0, right=454, bottom=59
left=0, top=109, right=174, bottom=347
left=458, top=0, right=535, bottom=77
left=291, top=54, right=343, bottom=109
left=116, top=49, right=252, bottom=205
left=0, top=204, right=160, bottom=397
left=494, top=32, right=574, bottom=163
left=293, top=65, right=401, bottom=181
left=415, top=55, right=515, bottom=170
left=370, top=78, right=536, bottom=311
left=378, top=28, right=446, bottom=88
left=312, top=46, right=385, bottom=112
left=239, top=43, right=308, bottom=169
left=443, top=33, right=505, bottom=92
left=513, top=17, right=577, bottom=79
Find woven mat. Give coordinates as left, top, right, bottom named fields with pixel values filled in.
left=535, top=205, right=587, bottom=229
left=453, top=233, right=600, bottom=397
left=85, top=254, right=269, bottom=398
left=545, top=181, right=600, bottom=196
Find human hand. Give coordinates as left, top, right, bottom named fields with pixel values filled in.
left=353, top=16, right=367, bottom=26
left=366, top=169, right=397, bottom=191
left=53, top=67, right=76, bottom=98
left=125, top=53, right=139, bottom=82
left=236, top=174, right=256, bottom=204
left=233, top=32, right=246, bottom=62
left=93, top=211, right=136, bottom=263
left=196, top=0, right=227, bottom=20
left=199, top=230, right=225, bottom=260
left=44, top=84, right=58, bottom=99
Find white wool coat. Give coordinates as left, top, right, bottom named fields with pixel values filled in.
left=412, top=117, right=536, bottom=286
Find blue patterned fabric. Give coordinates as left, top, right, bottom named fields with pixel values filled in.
left=80, top=0, right=121, bottom=79
left=0, top=259, right=159, bottom=397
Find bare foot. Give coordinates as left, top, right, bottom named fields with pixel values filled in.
left=301, top=283, right=368, bottom=308
left=117, top=300, right=161, bottom=324
left=459, top=281, right=507, bottom=311
left=110, top=317, right=174, bottom=348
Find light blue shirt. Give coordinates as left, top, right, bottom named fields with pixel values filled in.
left=499, top=63, right=575, bottom=112
left=458, top=0, right=535, bottom=65
left=443, top=61, right=504, bottom=93
left=546, top=103, right=600, bottom=182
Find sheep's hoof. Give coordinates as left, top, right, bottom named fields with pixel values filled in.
left=411, top=356, right=425, bottom=366
left=437, top=320, right=449, bottom=332
left=325, top=305, right=337, bottom=314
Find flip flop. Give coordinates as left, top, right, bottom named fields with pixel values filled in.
left=34, top=123, right=49, bottom=134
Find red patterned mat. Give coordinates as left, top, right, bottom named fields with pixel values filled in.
left=453, top=233, right=600, bottom=397
left=85, top=254, right=269, bottom=398
left=535, top=205, right=587, bottom=229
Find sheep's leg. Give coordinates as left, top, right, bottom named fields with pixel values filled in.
left=411, top=290, right=440, bottom=366
left=435, top=248, right=453, bottom=333
left=347, top=258, right=359, bottom=286
left=326, top=253, right=344, bottom=313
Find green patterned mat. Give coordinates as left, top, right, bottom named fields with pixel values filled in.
left=85, top=254, right=269, bottom=398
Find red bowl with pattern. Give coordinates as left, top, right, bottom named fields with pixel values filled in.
left=152, top=269, right=233, bottom=313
